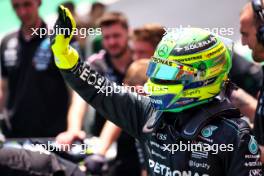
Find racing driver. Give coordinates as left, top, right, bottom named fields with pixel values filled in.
left=50, top=6, right=263, bottom=176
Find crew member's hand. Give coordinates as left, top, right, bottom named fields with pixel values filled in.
left=50, top=5, right=79, bottom=69
left=260, top=145, right=264, bottom=163
left=84, top=154, right=108, bottom=175
left=56, top=130, right=86, bottom=146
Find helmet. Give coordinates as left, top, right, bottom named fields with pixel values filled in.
left=144, top=28, right=233, bottom=112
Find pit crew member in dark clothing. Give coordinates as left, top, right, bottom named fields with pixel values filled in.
left=0, top=0, right=78, bottom=138
left=240, top=0, right=264, bottom=163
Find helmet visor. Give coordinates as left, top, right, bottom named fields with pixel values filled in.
left=146, top=56, right=198, bottom=82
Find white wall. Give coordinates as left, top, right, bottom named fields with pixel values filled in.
left=108, top=0, right=248, bottom=40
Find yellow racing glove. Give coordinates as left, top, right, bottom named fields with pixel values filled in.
left=50, top=5, right=79, bottom=69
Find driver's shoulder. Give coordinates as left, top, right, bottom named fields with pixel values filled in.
left=204, top=117, right=252, bottom=143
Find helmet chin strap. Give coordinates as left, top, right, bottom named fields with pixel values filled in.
left=215, top=79, right=238, bottom=102
left=216, top=89, right=227, bottom=102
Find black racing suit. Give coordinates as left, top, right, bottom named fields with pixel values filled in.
left=60, top=60, right=263, bottom=176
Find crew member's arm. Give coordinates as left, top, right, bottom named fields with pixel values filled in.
left=97, top=121, right=121, bottom=155
left=260, top=145, right=264, bottom=163
left=56, top=91, right=87, bottom=144
left=50, top=6, right=152, bottom=139
left=0, top=79, right=8, bottom=113
left=0, top=37, right=8, bottom=113
left=83, top=121, right=122, bottom=174
left=230, top=88, right=257, bottom=123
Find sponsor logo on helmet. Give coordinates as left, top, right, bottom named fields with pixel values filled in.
left=177, top=55, right=203, bottom=62
left=145, top=85, right=168, bottom=95
left=152, top=57, right=173, bottom=66
left=211, top=54, right=225, bottom=67
left=150, top=98, right=163, bottom=105
left=182, top=36, right=217, bottom=52
left=172, top=43, right=225, bottom=63
left=183, top=90, right=201, bottom=97
left=175, top=98, right=194, bottom=105
left=208, top=65, right=224, bottom=76
left=157, top=44, right=169, bottom=57
left=206, top=45, right=224, bottom=58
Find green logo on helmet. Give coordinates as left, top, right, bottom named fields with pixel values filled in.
left=157, top=44, right=169, bottom=57
left=248, top=136, right=258, bottom=155
left=201, top=125, right=218, bottom=138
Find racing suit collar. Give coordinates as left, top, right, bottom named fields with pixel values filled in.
left=142, top=99, right=241, bottom=140
left=163, top=111, right=193, bottom=132
left=142, top=102, right=202, bottom=134
left=180, top=99, right=241, bottom=140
